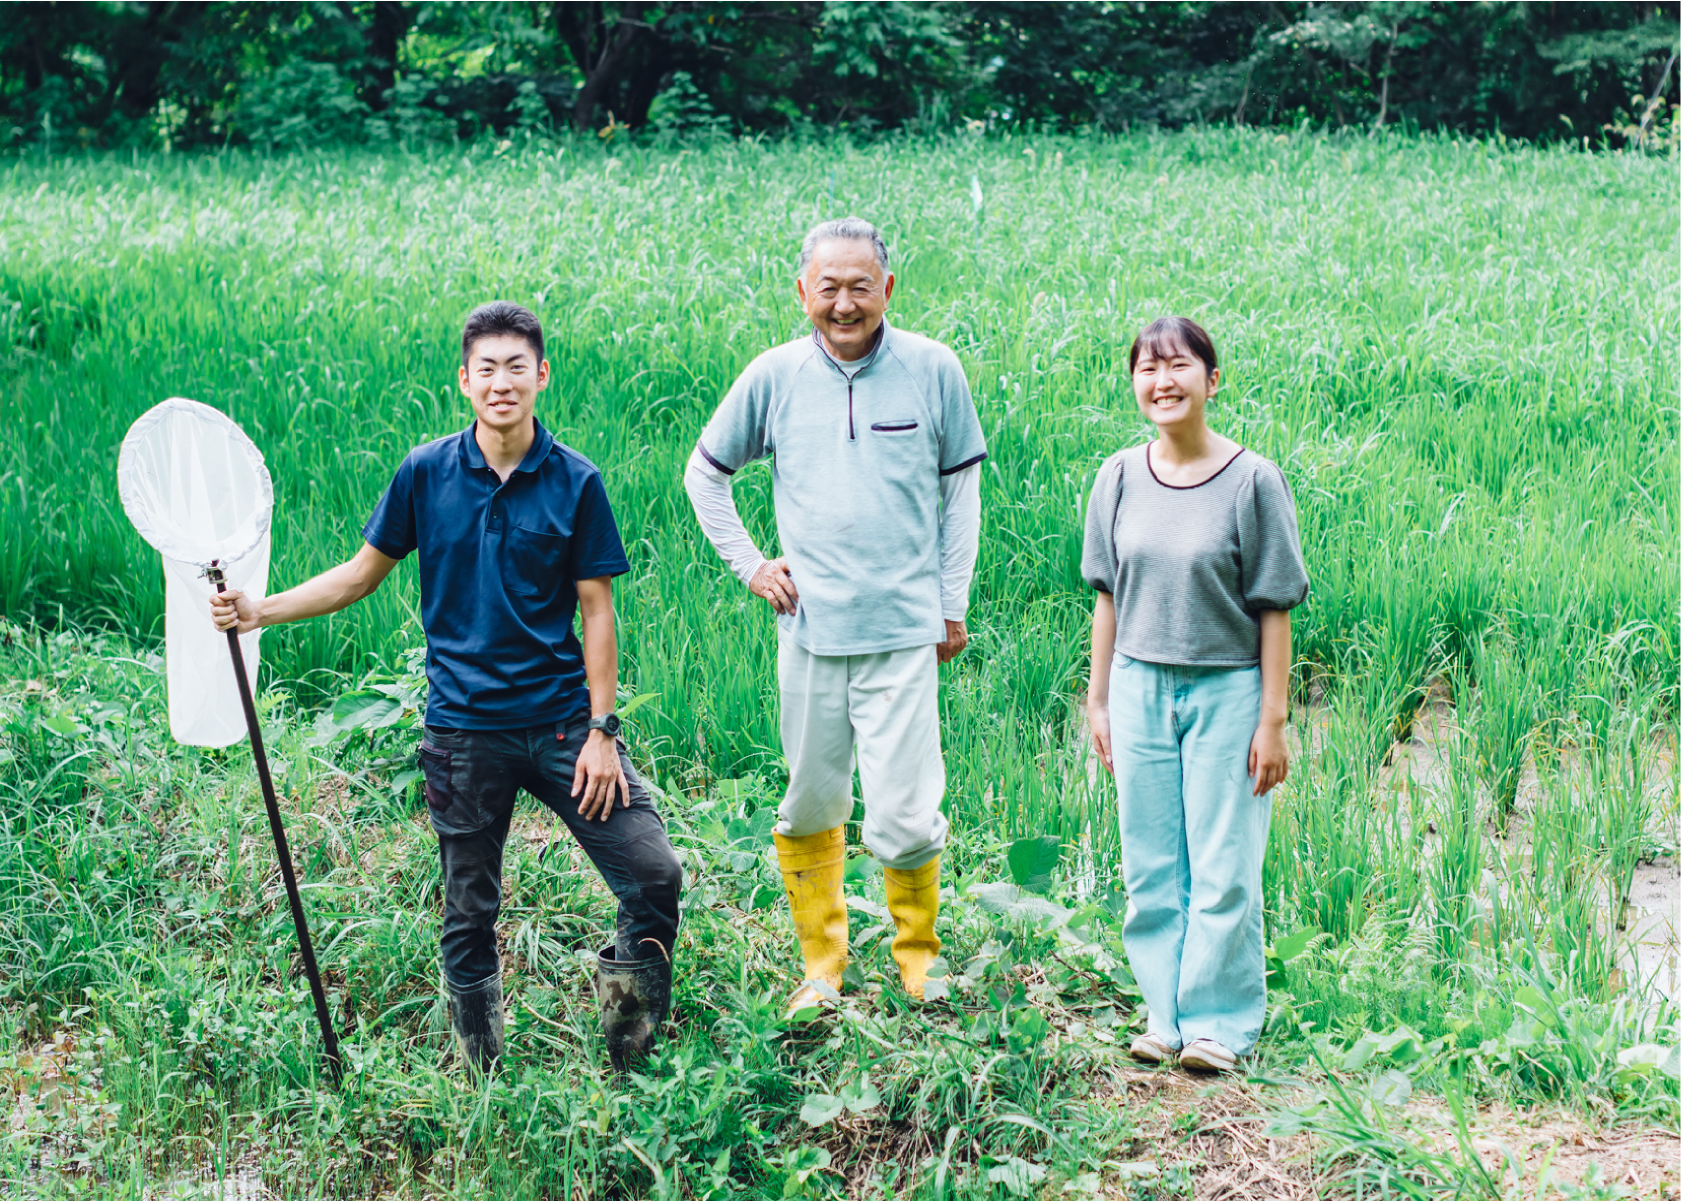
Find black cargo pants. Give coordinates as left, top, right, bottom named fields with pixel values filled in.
left=419, top=712, right=683, bottom=989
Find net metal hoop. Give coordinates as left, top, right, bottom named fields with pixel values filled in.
left=117, top=397, right=273, bottom=568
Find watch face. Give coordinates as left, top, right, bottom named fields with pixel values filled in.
left=598, top=713, right=621, bottom=737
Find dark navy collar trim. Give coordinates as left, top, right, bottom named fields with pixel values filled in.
left=939, top=451, right=988, bottom=477
left=696, top=441, right=735, bottom=476
left=811, top=317, right=889, bottom=376
left=1144, top=442, right=1247, bottom=490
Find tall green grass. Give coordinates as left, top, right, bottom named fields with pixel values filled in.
left=0, top=129, right=1676, bottom=1196
left=0, top=131, right=1674, bottom=787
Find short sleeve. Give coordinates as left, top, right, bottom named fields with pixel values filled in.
left=362, top=455, right=418, bottom=561
left=568, top=472, right=631, bottom=581
left=1080, top=455, right=1123, bottom=593
left=1236, top=462, right=1310, bottom=611
left=936, top=350, right=988, bottom=475
left=696, top=357, right=773, bottom=474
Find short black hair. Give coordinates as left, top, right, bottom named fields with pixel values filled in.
left=461, top=301, right=544, bottom=367
left=1128, top=316, right=1217, bottom=376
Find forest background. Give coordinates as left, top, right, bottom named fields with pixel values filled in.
left=4, top=1, right=1680, bottom=152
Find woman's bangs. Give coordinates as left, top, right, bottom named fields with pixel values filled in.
left=1135, top=330, right=1194, bottom=366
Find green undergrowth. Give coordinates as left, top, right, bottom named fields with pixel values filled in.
left=1, top=128, right=1676, bottom=1197
left=1, top=622, right=1674, bottom=1199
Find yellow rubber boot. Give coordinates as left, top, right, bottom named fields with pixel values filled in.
left=773, top=828, right=849, bottom=1009
left=884, top=854, right=941, bottom=1000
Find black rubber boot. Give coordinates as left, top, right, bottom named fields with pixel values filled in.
left=594, top=941, right=671, bottom=1073
left=445, top=971, right=504, bottom=1076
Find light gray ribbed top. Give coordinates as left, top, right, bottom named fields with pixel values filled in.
left=1080, top=442, right=1309, bottom=667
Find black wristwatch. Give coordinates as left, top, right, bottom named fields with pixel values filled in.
left=588, top=712, right=621, bottom=738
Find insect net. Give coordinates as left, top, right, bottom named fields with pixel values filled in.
left=117, top=398, right=272, bottom=747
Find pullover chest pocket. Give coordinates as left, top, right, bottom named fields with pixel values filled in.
left=864, top=419, right=933, bottom=476
left=504, top=525, right=568, bottom=597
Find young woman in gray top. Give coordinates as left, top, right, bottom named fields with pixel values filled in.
left=1081, top=316, right=1309, bottom=1074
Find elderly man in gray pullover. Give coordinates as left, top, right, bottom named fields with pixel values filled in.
left=684, top=217, right=985, bottom=1009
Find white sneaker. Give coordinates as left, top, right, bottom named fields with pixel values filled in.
left=1179, top=1038, right=1237, bottom=1073
left=1129, top=1033, right=1178, bottom=1064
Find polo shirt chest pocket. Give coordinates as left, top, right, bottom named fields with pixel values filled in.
left=867, top=419, right=932, bottom=467
left=503, top=524, right=569, bottom=597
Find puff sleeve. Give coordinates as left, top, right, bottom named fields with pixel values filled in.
left=1080, top=452, right=1125, bottom=594
left=1235, top=461, right=1309, bottom=611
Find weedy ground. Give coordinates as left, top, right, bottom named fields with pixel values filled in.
left=0, top=128, right=1676, bottom=1197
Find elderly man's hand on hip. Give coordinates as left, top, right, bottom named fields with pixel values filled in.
left=750, top=558, right=800, bottom=615
left=936, top=619, right=968, bottom=664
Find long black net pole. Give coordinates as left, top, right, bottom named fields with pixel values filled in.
left=209, top=564, right=343, bottom=1084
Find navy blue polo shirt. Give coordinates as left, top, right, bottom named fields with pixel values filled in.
left=362, top=420, right=630, bottom=730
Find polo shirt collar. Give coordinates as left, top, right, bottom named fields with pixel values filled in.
left=460, top=418, right=554, bottom=475
left=812, top=317, right=890, bottom=375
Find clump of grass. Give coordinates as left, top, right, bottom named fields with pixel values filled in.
left=1461, top=634, right=1541, bottom=832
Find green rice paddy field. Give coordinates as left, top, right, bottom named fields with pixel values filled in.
left=0, top=130, right=1676, bottom=1198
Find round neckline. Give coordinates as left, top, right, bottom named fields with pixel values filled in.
left=1145, top=441, right=1247, bottom=490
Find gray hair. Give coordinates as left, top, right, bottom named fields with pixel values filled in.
left=796, top=217, right=889, bottom=278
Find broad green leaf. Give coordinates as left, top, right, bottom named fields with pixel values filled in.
left=1007, top=835, right=1061, bottom=894
left=798, top=1093, right=844, bottom=1127
left=1006, top=895, right=1071, bottom=927
left=331, top=690, right=401, bottom=730
left=1109, top=1162, right=1160, bottom=1182
left=1370, top=1069, right=1412, bottom=1107
left=1340, top=1038, right=1377, bottom=1072
left=1268, top=926, right=1318, bottom=963
left=967, top=881, right=1021, bottom=913
left=839, top=1075, right=881, bottom=1114
left=1511, top=985, right=1558, bottom=1028
left=843, top=853, right=882, bottom=884
left=1008, top=1006, right=1051, bottom=1053
left=41, top=713, right=79, bottom=736
left=1617, top=1043, right=1680, bottom=1079
left=986, top=1158, right=1046, bottom=1196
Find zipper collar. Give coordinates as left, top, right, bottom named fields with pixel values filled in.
left=811, top=317, right=889, bottom=378
left=813, top=320, right=888, bottom=444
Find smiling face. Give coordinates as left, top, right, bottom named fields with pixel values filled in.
left=797, top=238, right=895, bottom=362
left=1132, top=338, right=1219, bottom=432
left=458, top=333, right=549, bottom=437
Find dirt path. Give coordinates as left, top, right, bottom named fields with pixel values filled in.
left=1110, top=1067, right=1680, bottom=1199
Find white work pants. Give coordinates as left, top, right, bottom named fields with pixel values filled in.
left=775, top=629, right=948, bottom=870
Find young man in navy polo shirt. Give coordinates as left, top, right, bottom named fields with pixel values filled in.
left=210, top=301, right=681, bottom=1074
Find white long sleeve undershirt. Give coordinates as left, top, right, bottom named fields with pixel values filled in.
left=683, top=447, right=983, bottom=622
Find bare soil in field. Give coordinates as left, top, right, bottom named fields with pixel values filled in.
left=1109, top=1066, right=1680, bottom=1199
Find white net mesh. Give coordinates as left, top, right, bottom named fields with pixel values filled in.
left=117, top=398, right=272, bottom=747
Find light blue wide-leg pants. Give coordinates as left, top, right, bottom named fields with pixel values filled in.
left=1108, top=652, right=1271, bottom=1056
